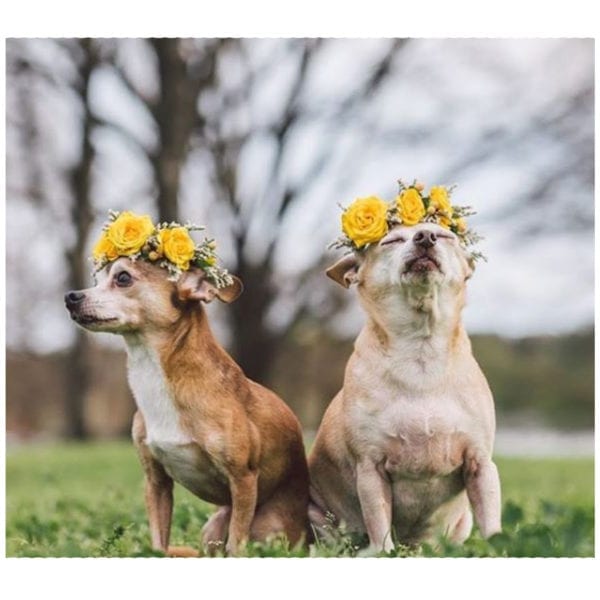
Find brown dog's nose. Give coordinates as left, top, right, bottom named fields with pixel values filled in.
left=65, top=290, right=86, bottom=308
left=413, top=230, right=437, bottom=249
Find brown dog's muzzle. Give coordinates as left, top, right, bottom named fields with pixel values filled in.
left=64, top=291, right=88, bottom=321
left=65, top=290, right=86, bottom=310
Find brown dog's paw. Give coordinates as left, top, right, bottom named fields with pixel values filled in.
left=166, top=545, right=200, bottom=558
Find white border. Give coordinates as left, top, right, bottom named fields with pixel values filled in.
left=1, top=0, right=598, bottom=38
left=2, top=2, right=598, bottom=599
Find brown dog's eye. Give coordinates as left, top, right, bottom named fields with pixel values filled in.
left=115, top=271, right=133, bottom=287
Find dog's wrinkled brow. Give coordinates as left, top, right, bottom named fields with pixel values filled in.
left=380, top=230, right=407, bottom=246
left=106, top=259, right=135, bottom=278
left=105, top=262, right=118, bottom=278
left=94, top=260, right=119, bottom=284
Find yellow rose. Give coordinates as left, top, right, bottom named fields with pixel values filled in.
left=396, top=188, right=426, bottom=226
left=106, top=211, right=155, bottom=255
left=429, top=186, right=453, bottom=217
left=92, top=233, right=119, bottom=262
left=341, top=196, right=389, bottom=248
left=157, top=227, right=196, bottom=270
left=438, top=215, right=452, bottom=229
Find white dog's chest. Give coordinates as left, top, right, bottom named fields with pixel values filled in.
left=354, top=396, right=471, bottom=479
left=353, top=396, right=471, bottom=535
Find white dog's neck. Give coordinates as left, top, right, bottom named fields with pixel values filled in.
left=357, top=281, right=468, bottom=388
left=362, top=280, right=461, bottom=338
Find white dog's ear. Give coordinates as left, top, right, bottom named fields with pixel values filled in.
left=464, top=252, right=476, bottom=280
left=177, top=269, right=243, bottom=304
left=326, top=254, right=359, bottom=288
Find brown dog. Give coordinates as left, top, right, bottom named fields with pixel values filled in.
left=65, top=258, right=310, bottom=556
left=308, top=223, right=501, bottom=553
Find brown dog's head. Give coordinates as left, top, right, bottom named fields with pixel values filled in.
left=326, top=223, right=474, bottom=322
left=64, top=258, right=243, bottom=335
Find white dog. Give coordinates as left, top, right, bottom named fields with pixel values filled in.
left=308, top=222, right=501, bottom=552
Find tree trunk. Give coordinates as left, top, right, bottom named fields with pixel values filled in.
left=228, top=261, right=281, bottom=384
left=62, top=38, right=97, bottom=439
left=151, top=39, right=198, bottom=223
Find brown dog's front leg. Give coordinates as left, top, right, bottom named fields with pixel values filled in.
left=134, top=443, right=174, bottom=551
left=143, top=464, right=174, bottom=551
left=226, top=470, right=258, bottom=555
left=132, top=412, right=198, bottom=557
left=132, top=412, right=173, bottom=552
left=356, top=460, right=394, bottom=553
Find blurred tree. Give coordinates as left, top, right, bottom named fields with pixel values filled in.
left=98, top=38, right=407, bottom=382
left=63, top=39, right=100, bottom=439
left=430, top=40, right=594, bottom=235
left=102, top=38, right=225, bottom=222
left=7, top=38, right=101, bottom=438
left=6, top=38, right=594, bottom=441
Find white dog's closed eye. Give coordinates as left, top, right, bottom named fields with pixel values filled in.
left=379, top=231, right=407, bottom=246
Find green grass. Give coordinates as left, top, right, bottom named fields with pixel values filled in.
left=5, top=442, right=594, bottom=557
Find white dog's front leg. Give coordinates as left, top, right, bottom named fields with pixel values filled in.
left=464, top=453, right=501, bottom=539
left=356, top=460, right=394, bottom=552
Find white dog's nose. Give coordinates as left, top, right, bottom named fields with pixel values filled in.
left=413, top=230, right=437, bottom=249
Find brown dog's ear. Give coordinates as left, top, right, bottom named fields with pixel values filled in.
left=214, top=275, right=243, bottom=303
left=326, top=254, right=359, bottom=288
left=177, top=270, right=243, bottom=304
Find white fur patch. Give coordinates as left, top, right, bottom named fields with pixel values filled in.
left=125, top=338, right=193, bottom=446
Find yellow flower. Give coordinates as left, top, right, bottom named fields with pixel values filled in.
left=429, top=186, right=452, bottom=217
left=438, top=215, right=452, bottom=229
left=396, top=188, right=426, bottom=226
left=106, top=212, right=154, bottom=256
left=454, top=217, right=467, bottom=233
left=341, top=196, right=389, bottom=248
left=157, top=227, right=196, bottom=270
left=92, top=233, right=119, bottom=262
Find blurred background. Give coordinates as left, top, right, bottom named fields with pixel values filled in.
left=5, top=38, right=594, bottom=455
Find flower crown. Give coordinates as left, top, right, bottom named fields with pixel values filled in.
left=331, top=179, right=484, bottom=261
left=91, top=210, right=234, bottom=288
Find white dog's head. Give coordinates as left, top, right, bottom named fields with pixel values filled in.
left=327, top=223, right=474, bottom=328
left=64, top=257, right=242, bottom=335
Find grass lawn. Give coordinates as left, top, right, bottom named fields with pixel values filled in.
left=5, top=441, right=594, bottom=557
